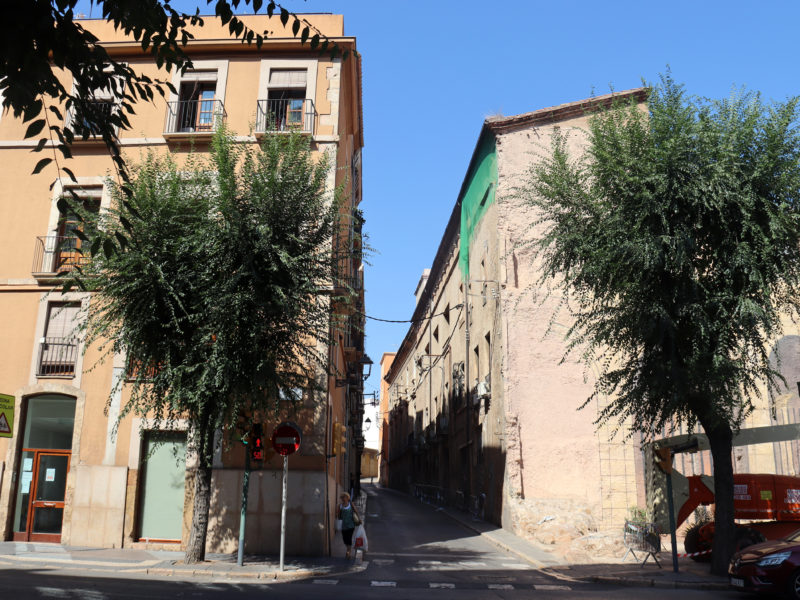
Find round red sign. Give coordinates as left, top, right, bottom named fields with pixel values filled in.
left=271, top=422, right=302, bottom=456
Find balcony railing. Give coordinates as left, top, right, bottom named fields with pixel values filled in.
left=164, top=99, right=226, bottom=135
left=32, top=236, right=89, bottom=276
left=66, top=100, right=116, bottom=138
left=256, top=99, right=316, bottom=134
left=37, top=337, right=78, bottom=377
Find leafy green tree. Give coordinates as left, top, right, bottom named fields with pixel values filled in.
left=3, top=0, right=354, bottom=181
left=525, top=76, right=800, bottom=574
left=74, top=129, right=347, bottom=563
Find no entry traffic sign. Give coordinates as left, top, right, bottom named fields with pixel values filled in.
left=271, top=422, right=302, bottom=456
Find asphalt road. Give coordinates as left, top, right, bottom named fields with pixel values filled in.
left=0, top=483, right=747, bottom=599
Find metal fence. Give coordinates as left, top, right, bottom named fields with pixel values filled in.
left=164, top=99, right=226, bottom=134
left=32, top=236, right=88, bottom=275
left=256, top=99, right=316, bottom=134
left=37, top=338, right=78, bottom=377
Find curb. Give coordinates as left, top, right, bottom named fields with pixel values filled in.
left=586, top=574, right=730, bottom=591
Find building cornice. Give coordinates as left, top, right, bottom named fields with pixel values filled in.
left=485, top=88, right=648, bottom=134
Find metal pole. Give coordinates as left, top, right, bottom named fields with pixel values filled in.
left=665, top=469, right=679, bottom=573
left=237, top=447, right=251, bottom=567
left=279, top=454, right=288, bottom=571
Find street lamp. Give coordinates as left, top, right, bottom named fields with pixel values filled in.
left=357, top=354, right=373, bottom=380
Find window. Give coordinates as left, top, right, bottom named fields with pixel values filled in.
left=269, top=69, right=306, bottom=128
left=35, top=186, right=101, bottom=275
left=67, top=65, right=124, bottom=137
left=165, top=61, right=228, bottom=135
left=443, top=303, right=450, bottom=324
left=257, top=60, right=317, bottom=134
left=177, top=70, right=217, bottom=132
left=37, top=303, right=81, bottom=377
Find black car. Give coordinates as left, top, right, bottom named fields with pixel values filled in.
left=729, top=530, right=800, bottom=598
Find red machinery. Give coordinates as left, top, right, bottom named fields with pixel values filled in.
left=681, top=474, right=800, bottom=557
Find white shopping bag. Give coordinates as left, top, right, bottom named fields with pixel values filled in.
left=353, top=523, right=368, bottom=552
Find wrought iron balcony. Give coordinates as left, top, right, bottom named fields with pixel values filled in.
left=66, top=100, right=116, bottom=138
left=255, top=99, right=316, bottom=134
left=32, top=236, right=89, bottom=276
left=37, top=337, right=78, bottom=377
left=164, top=99, right=226, bottom=135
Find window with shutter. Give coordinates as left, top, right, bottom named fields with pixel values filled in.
left=37, top=302, right=81, bottom=377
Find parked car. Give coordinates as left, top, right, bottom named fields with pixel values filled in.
left=729, top=529, right=800, bottom=598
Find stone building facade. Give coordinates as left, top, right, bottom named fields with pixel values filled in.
left=0, top=14, right=366, bottom=556
left=385, top=90, right=651, bottom=546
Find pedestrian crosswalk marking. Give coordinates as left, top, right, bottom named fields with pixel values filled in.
left=312, top=579, right=339, bottom=585
left=372, top=559, right=394, bottom=566
left=501, top=562, right=529, bottom=570
left=429, top=583, right=455, bottom=589
left=535, top=584, right=572, bottom=591
left=458, top=560, right=487, bottom=567
left=488, top=583, right=514, bottom=590
left=36, top=588, right=70, bottom=598
left=371, top=581, right=397, bottom=587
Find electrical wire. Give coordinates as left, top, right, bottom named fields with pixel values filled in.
left=360, top=303, right=463, bottom=324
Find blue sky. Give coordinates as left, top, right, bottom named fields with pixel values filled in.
left=77, top=0, right=800, bottom=443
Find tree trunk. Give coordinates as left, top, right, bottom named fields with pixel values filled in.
left=185, top=416, right=215, bottom=564
left=705, top=421, right=735, bottom=576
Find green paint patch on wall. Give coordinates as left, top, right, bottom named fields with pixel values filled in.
left=459, top=133, right=497, bottom=278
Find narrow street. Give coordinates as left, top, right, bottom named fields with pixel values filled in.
left=291, top=483, right=742, bottom=597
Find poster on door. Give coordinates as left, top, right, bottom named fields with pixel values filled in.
left=45, top=468, right=56, bottom=482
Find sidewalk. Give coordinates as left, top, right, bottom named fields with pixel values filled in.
left=431, top=501, right=729, bottom=591
left=0, top=489, right=371, bottom=582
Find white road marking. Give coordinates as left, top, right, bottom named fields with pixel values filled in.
left=35, top=589, right=69, bottom=599
left=312, top=579, right=339, bottom=585
left=501, top=562, right=530, bottom=570
left=429, top=583, right=455, bottom=589
left=418, top=560, right=443, bottom=565
left=372, top=559, right=395, bottom=566
left=371, top=581, right=397, bottom=587
left=459, top=561, right=487, bottom=567
left=535, top=584, right=572, bottom=591
left=76, top=593, right=107, bottom=600
left=488, top=583, right=514, bottom=590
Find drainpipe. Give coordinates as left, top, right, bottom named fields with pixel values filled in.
left=464, top=273, right=471, bottom=504
left=428, top=305, right=433, bottom=482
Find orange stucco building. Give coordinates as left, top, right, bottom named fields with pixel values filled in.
left=0, top=14, right=366, bottom=556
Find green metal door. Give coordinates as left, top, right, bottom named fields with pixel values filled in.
left=138, top=431, right=187, bottom=542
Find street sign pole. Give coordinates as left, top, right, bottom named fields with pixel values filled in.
left=271, top=421, right=301, bottom=572
left=237, top=443, right=251, bottom=567
left=279, top=453, right=288, bottom=571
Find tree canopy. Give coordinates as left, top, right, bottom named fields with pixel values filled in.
left=525, top=75, right=800, bottom=573
left=74, top=129, right=349, bottom=562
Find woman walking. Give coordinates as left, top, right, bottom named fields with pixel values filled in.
left=338, top=492, right=360, bottom=559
